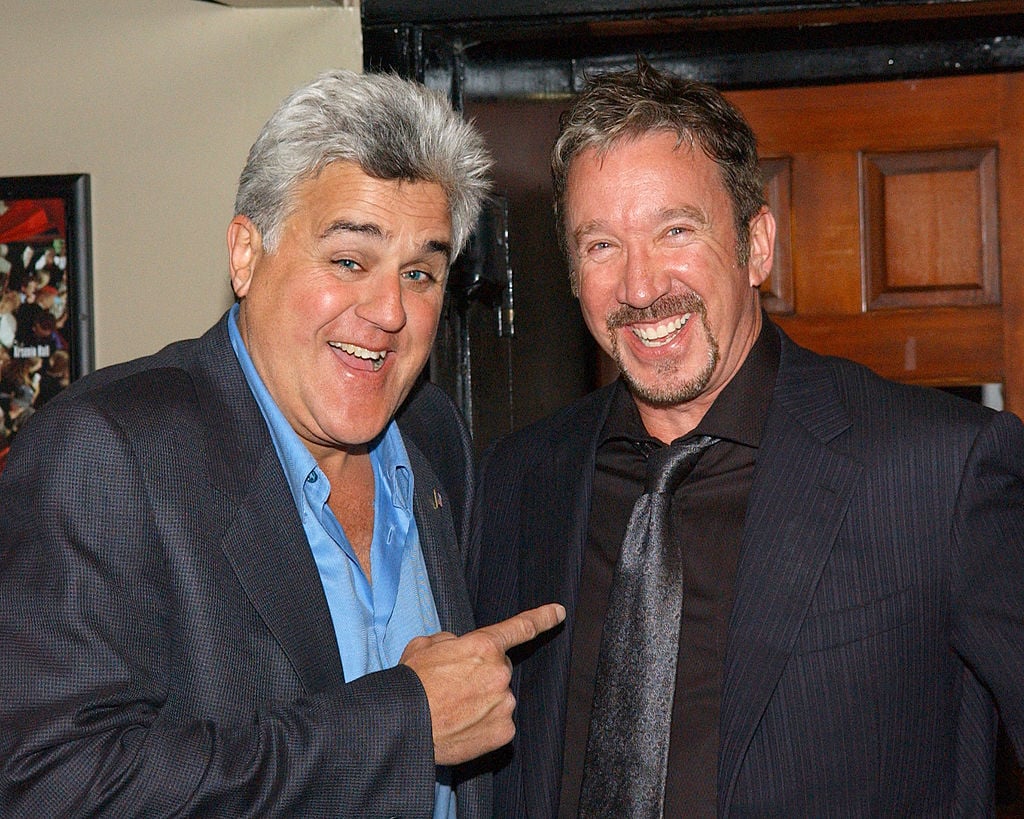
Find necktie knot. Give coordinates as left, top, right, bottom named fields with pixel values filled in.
left=644, top=434, right=720, bottom=495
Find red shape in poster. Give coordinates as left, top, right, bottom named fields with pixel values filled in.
left=0, top=198, right=66, bottom=243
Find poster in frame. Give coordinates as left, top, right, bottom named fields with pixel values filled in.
left=0, top=173, right=94, bottom=463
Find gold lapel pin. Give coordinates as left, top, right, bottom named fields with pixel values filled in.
left=432, top=488, right=443, bottom=509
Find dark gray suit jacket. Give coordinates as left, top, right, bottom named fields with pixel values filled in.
left=470, top=323, right=1024, bottom=817
left=0, top=314, right=488, bottom=817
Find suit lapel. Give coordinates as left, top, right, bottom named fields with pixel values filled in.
left=216, top=451, right=346, bottom=693
left=193, top=318, right=345, bottom=694
left=404, top=429, right=493, bottom=817
left=405, top=437, right=474, bottom=635
left=718, top=337, right=863, bottom=811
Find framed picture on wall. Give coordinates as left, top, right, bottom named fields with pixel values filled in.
left=0, top=173, right=94, bottom=466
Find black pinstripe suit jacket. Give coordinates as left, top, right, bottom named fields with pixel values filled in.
left=0, top=314, right=489, bottom=818
left=469, top=322, right=1024, bottom=817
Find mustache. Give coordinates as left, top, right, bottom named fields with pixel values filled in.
left=606, top=292, right=705, bottom=329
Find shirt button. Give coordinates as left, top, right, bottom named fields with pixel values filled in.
left=306, top=472, right=318, bottom=483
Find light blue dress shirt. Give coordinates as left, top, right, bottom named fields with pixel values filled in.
left=227, top=306, right=456, bottom=818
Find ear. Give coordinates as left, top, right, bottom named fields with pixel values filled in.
left=227, top=215, right=262, bottom=298
left=746, top=206, right=776, bottom=288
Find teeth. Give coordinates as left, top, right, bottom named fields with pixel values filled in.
left=632, top=313, right=691, bottom=347
left=330, top=341, right=388, bottom=371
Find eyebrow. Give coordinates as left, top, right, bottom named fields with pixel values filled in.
left=321, top=220, right=452, bottom=261
left=660, top=205, right=710, bottom=226
left=572, top=219, right=608, bottom=249
left=572, top=205, right=709, bottom=246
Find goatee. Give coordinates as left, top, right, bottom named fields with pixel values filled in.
left=607, top=292, right=719, bottom=407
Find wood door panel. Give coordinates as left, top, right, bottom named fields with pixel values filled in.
left=998, top=74, right=1024, bottom=414
left=788, top=153, right=864, bottom=314
left=725, top=73, right=1024, bottom=417
left=861, top=146, right=1001, bottom=310
left=731, top=76, right=1007, bottom=151
left=779, top=306, right=1004, bottom=387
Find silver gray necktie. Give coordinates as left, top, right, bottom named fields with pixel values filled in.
left=578, top=435, right=720, bottom=818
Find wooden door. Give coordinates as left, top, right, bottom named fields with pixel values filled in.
left=725, top=72, right=1024, bottom=418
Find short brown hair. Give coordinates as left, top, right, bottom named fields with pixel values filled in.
left=552, top=58, right=766, bottom=288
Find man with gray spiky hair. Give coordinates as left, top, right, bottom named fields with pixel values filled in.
left=0, top=69, right=563, bottom=817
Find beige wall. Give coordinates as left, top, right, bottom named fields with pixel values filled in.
left=0, top=0, right=361, bottom=368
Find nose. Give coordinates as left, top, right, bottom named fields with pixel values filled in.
left=356, top=271, right=407, bottom=333
left=615, top=246, right=671, bottom=309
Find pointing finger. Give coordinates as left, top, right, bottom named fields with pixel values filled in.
left=479, top=603, right=566, bottom=654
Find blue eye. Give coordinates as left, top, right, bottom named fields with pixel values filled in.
left=335, top=258, right=358, bottom=269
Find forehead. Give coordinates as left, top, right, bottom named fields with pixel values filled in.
left=566, top=132, right=729, bottom=221
left=570, top=131, right=720, bottom=183
left=290, top=161, right=452, bottom=238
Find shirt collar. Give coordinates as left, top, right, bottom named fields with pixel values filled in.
left=225, top=304, right=412, bottom=511
left=694, top=314, right=779, bottom=447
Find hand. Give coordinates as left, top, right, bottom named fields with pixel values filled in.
left=399, top=603, right=565, bottom=766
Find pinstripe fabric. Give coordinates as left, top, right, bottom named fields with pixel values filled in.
left=469, top=322, right=1024, bottom=818
left=470, top=387, right=612, bottom=818
left=0, top=313, right=488, bottom=817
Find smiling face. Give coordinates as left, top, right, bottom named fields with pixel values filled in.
left=228, top=160, right=451, bottom=459
left=566, top=130, right=774, bottom=441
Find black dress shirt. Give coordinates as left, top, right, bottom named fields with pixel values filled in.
left=559, top=322, right=780, bottom=817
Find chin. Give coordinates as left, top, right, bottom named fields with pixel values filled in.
left=336, top=416, right=390, bottom=446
